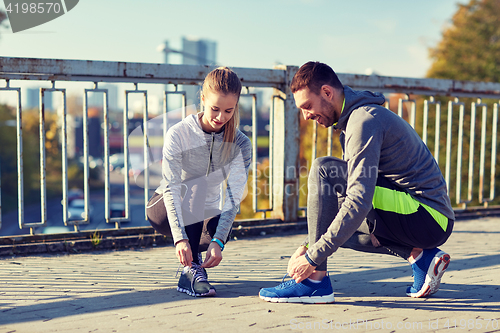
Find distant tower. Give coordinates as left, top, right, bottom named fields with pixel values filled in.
left=181, top=36, right=217, bottom=106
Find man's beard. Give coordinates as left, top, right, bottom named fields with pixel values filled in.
left=320, top=97, right=337, bottom=127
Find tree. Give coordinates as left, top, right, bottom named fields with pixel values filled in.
left=425, top=0, right=500, bottom=208
left=427, top=0, right=500, bottom=82
left=0, top=105, right=41, bottom=212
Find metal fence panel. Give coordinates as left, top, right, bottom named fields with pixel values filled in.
left=2, top=57, right=500, bottom=236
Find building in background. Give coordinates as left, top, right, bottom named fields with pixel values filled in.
left=158, top=37, right=217, bottom=108
left=181, top=36, right=217, bottom=106
left=26, top=87, right=52, bottom=110
left=86, top=84, right=119, bottom=111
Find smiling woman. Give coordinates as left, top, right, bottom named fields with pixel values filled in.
left=145, top=67, right=252, bottom=298
left=200, top=92, right=238, bottom=133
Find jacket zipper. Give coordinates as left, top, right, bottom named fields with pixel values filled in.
left=206, top=132, right=215, bottom=176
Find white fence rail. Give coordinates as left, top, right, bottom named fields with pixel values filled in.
left=1, top=57, right=499, bottom=236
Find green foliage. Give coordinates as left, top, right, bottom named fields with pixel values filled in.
left=0, top=105, right=18, bottom=212
left=297, top=117, right=342, bottom=208
left=237, top=114, right=346, bottom=219
left=0, top=105, right=103, bottom=213
left=91, top=230, right=102, bottom=247
left=426, top=0, right=500, bottom=208
left=427, top=0, right=500, bottom=82
left=238, top=158, right=272, bottom=219
left=0, top=105, right=42, bottom=211
left=237, top=120, right=344, bottom=219
left=409, top=95, right=500, bottom=208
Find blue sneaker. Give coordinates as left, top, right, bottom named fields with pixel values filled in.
left=406, top=248, right=450, bottom=298
left=259, top=275, right=335, bottom=304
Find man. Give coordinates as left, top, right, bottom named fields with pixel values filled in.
left=259, top=61, right=454, bottom=303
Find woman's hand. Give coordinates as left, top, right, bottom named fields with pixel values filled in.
left=287, top=246, right=308, bottom=276
left=201, top=240, right=223, bottom=268
left=175, top=239, right=193, bottom=267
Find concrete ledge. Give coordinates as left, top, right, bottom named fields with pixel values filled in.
left=0, top=234, right=172, bottom=256
left=0, top=218, right=307, bottom=256
left=454, top=205, right=500, bottom=219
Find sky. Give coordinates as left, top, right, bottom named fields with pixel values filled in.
left=0, top=0, right=468, bottom=77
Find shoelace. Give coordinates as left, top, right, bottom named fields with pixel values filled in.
left=191, top=263, right=208, bottom=282
left=175, top=263, right=182, bottom=278
left=174, top=253, right=203, bottom=278
left=276, top=273, right=329, bottom=289
left=275, top=274, right=296, bottom=289
left=175, top=263, right=209, bottom=297
left=190, top=263, right=208, bottom=297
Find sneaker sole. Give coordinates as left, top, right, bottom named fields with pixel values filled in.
left=177, top=286, right=216, bottom=297
left=259, top=293, right=335, bottom=304
left=407, top=251, right=450, bottom=298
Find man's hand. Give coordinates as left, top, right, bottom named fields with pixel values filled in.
left=201, top=241, right=223, bottom=268
left=175, top=239, right=193, bottom=267
left=288, top=254, right=316, bottom=283
left=287, top=246, right=308, bottom=275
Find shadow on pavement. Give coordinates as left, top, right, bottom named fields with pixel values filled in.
left=1, top=251, right=499, bottom=325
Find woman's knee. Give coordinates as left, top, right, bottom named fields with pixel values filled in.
left=146, top=194, right=171, bottom=235
left=148, top=216, right=171, bottom=236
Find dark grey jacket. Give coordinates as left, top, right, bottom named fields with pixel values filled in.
left=307, top=86, right=454, bottom=265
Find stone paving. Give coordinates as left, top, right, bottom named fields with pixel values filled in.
left=0, top=217, right=499, bottom=333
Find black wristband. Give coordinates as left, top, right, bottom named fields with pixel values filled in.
left=304, top=252, right=318, bottom=267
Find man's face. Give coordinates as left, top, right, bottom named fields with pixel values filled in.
left=293, top=87, right=339, bottom=128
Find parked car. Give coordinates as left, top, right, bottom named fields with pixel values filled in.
left=109, top=153, right=125, bottom=172
left=42, top=226, right=71, bottom=234
left=67, top=198, right=93, bottom=222
left=109, top=153, right=143, bottom=178
left=66, top=188, right=84, bottom=205
left=109, top=202, right=126, bottom=219
left=128, top=153, right=144, bottom=178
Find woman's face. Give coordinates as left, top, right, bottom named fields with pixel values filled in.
left=200, top=91, right=238, bottom=132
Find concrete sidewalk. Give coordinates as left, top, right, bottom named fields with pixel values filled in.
left=1, top=218, right=499, bottom=333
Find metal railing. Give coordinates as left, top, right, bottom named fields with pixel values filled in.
left=0, top=57, right=288, bottom=235
left=1, top=57, right=500, bottom=237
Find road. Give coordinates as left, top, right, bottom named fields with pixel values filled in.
left=0, top=162, right=163, bottom=236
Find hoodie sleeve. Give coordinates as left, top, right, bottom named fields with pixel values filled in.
left=306, top=109, right=383, bottom=266
left=161, top=128, right=189, bottom=244
left=213, top=134, right=252, bottom=243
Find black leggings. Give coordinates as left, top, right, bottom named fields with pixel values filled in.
left=146, top=192, right=227, bottom=265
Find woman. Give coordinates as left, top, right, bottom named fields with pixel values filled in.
left=147, top=67, right=252, bottom=297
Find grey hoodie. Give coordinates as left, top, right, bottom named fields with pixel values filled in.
left=155, top=114, right=252, bottom=244
left=306, top=86, right=455, bottom=266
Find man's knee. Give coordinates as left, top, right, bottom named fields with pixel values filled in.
left=310, top=156, right=343, bottom=171
left=309, top=157, right=347, bottom=195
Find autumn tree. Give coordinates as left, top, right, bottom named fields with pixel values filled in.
left=427, top=0, right=500, bottom=82
left=0, top=105, right=41, bottom=212
left=425, top=0, right=500, bottom=207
